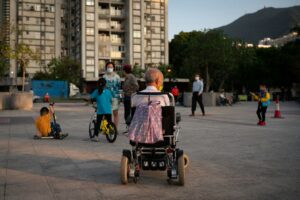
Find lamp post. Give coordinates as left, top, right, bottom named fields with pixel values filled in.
left=10, top=71, right=14, bottom=91
left=167, top=66, right=172, bottom=90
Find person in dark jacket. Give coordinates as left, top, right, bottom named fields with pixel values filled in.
left=122, top=64, right=139, bottom=130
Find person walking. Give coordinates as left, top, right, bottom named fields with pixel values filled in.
left=103, top=61, right=121, bottom=128
left=190, top=74, right=205, bottom=116
left=122, top=64, right=139, bottom=130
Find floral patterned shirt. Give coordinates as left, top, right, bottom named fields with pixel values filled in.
left=103, top=73, right=121, bottom=99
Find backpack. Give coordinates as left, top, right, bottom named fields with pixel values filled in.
left=128, top=100, right=163, bottom=144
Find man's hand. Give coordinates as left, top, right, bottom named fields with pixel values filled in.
left=198, top=92, right=202, bottom=96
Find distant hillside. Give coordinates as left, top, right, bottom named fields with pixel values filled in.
left=217, top=6, right=300, bottom=44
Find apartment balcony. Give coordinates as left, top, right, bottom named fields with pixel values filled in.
left=111, top=38, right=124, bottom=44
left=99, top=52, right=110, bottom=58
left=110, top=25, right=124, bottom=32
left=111, top=0, right=124, bottom=3
left=98, top=36, right=110, bottom=43
left=145, top=46, right=151, bottom=51
left=111, top=51, right=123, bottom=59
left=98, top=23, right=110, bottom=30
left=110, top=10, right=125, bottom=18
left=98, top=10, right=110, bottom=16
left=144, top=34, right=151, bottom=39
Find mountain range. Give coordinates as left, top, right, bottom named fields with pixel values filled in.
left=217, top=5, right=300, bottom=44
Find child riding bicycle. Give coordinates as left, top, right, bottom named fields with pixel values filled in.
left=90, top=78, right=113, bottom=141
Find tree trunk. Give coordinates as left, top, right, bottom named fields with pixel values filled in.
left=219, top=78, right=225, bottom=92
left=22, top=64, right=25, bottom=91
left=205, top=63, right=210, bottom=92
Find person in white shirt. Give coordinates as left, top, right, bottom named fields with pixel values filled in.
left=190, top=74, right=205, bottom=116
left=131, top=68, right=170, bottom=107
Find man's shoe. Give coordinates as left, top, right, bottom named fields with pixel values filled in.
left=261, top=121, right=266, bottom=126
left=257, top=121, right=262, bottom=125
left=189, top=114, right=195, bottom=117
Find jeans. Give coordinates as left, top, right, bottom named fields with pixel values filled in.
left=94, top=114, right=112, bottom=137
left=257, top=102, right=268, bottom=122
left=123, top=95, right=131, bottom=126
left=192, top=92, right=205, bottom=115
left=50, top=122, right=61, bottom=138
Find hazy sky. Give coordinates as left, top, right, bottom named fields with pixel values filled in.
left=169, top=0, right=300, bottom=39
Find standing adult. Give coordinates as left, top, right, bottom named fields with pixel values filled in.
left=103, top=61, right=121, bottom=128
left=122, top=64, right=139, bottom=128
left=190, top=74, right=205, bottom=116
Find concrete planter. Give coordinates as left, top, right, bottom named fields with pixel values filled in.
left=10, top=92, right=33, bottom=110
left=0, top=92, right=12, bottom=110
left=183, top=92, right=192, bottom=107
left=203, top=92, right=217, bottom=107
left=183, top=92, right=218, bottom=107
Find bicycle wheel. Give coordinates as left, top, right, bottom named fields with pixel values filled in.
left=105, top=122, right=117, bottom=143
left=89, top=114, right=96, bottom=138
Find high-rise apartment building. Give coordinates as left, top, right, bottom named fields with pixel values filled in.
left=0, top=0, right=68, bottom=77
left=1, top=0, right=169, bottom=81
left=77, top=0, right=169, bottom=81
left=130, top=0, right=168, bottom=69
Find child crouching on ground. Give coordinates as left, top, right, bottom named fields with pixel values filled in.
left=34, top=104, right=66, bottom=139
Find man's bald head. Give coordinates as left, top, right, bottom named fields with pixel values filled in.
left=144, top=68, right=164, bottom=89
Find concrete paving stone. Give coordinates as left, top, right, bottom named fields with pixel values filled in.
left=0, top=102, right=299, bottom=199
left=5, top=193, right=54, bottom=200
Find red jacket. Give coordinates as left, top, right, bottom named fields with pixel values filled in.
left=171, top=87, right=179, bottom=96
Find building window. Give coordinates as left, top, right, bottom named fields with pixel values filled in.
left=133, top=45, right=141, bottom=52
left=86, top=28, right=94, bottom=35
left=86, top=58, right=94, bottom=65
left=133, top=2, right=140, bottom=9
left=86, top=13, right=94, bottom=21
left=133, top=17, right=140, bottom=23
left=119, top=46, right=125, bottom=51
left=86, top=0, right=94, bottom=6
left=86, top=43, right=94, bottom=50
left=133, top=31, right=141, bottom=38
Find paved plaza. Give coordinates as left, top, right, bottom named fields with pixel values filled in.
left=0, top=101, right=299, bottom=200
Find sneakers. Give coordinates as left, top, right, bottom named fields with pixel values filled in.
left=257, top=121, right=266, bottom=126
left=91, top=136, right=99, bottom=142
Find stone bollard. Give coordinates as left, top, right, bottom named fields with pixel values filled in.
left=10, top=92, right=33, bottom=110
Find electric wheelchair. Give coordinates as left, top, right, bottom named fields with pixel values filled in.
left=120, top=92, right=186, bottom=185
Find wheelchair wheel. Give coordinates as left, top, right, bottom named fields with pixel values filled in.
left=184, top=154, right=190, bottom=169
left=105, top=122, right=117, bottom=143
left=178, top=154, right=185, bottom=186
left=88, top=119, right=96, bottom=138
left=120, top=156, right=129, bottom=184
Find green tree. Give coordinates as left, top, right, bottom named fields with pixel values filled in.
left=34, top=57, right=81, bottom=87
left=170, top=30, right=240, bottom=91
